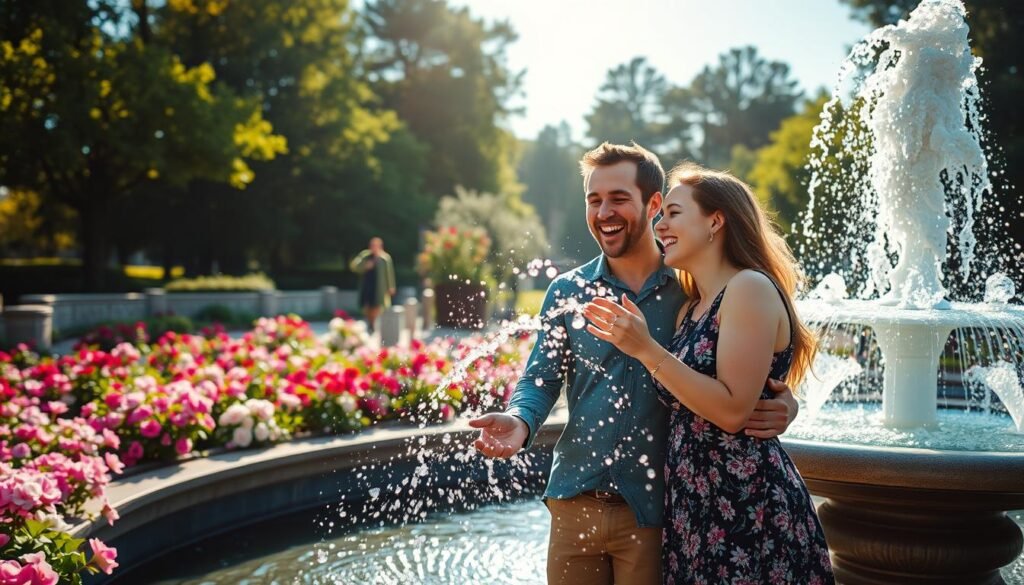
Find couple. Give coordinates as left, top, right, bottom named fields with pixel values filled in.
left=470, top=142, right=834, bottom=584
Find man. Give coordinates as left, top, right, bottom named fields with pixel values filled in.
left=470, top=143, right=798, bottom=585
left=349, top=237, right=396, bottom=333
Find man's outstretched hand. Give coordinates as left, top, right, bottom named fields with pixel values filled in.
left=469, top=413, right=529, bottom=458
left=743, top=378, right=799, bottom=439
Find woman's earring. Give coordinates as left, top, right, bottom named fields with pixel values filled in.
left=708, top=230, right=715, bottom=243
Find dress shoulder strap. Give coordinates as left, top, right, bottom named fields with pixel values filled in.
left=752, top=269, right=795, bottom=348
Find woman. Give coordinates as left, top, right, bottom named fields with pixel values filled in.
left=583, top=162, right=834, bottom=584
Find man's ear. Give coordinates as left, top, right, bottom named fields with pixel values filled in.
left=647, top=191, right=663, bottom=221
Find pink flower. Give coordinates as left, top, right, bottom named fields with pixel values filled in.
left=126, top=406, right=154, bottom=425
left=103, top=452, right=124, bottom=475
left=102, top=428, right=121, bottom=450
left=104, top=393, right=124, bottom=409
left=0, top=534, right=8, bottom=548
left=127, top=441, right=144, bottom=461
left=10, top=443, right=30, bottom=459
left=0, top=560, right=31, bottom=585
left=88, top=539, right=119, bottom=575
left=175, top=437, right=192, bottom=456
left=102, top=501, right=120, bottom=526
left=18, top=552, right=58, bottom=585
left=139, top=419, right=161, bottom=439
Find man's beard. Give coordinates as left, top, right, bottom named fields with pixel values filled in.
left=593, top=218, right=647, bottom=258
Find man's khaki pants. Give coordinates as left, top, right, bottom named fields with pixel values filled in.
left=545, top=494, right=662, bottom=585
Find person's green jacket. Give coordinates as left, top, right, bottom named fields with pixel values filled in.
left=349, top=250, right=396, bottom=308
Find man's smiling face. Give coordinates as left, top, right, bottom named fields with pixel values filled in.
left=585, top=160, right=651, bottom=258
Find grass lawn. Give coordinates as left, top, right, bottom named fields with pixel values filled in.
left=515, top=289, right=545, bottom=316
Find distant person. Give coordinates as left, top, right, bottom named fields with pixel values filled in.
left=349, top=237, right=396, bottom=333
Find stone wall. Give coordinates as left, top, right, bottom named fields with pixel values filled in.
left=15, top=287, right=365, bottom=333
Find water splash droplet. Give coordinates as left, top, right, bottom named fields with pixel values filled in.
left=571, top=313, right=586, bottom=330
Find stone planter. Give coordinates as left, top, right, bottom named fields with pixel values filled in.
left=2, top=304, right=54, bottom=350
left=434, top=281, right=488, bottom=330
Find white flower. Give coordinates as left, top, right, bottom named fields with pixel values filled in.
left=241, top=415, right=254, bottom=430
left=218, top=403, right=249, bottom=426
left=232, top=426, right=253, bottom=448
left=277, top=393, right=302, bottom=410
left=337, top=394, right=357, bottom=414
left=34, top=510, right=71, bottom=532
left=246, top=399, right=275, bottom=421
left=254, top=422, right=270, bottom=442
left=133, top=376, right=158, bottom=393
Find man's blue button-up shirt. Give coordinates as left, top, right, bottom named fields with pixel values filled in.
left=505, top=254, right=686, bottom=528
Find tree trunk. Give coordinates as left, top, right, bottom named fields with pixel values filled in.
left=162, top=241, right=175, bottom=282
left=79, top=198, right=110, bottom=292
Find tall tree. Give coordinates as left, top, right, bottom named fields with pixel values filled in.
left=361, top=0, right=523, bottom=197
left=664, top=46, right=802, bottom=168
left=153, top=0, right=426, bottom=275
left=584, top=57, right=668, bottom=150
left=748, top=93, right=832, bottom=232
left=0, top=1, right=285, bottom=290
left=519, top=123, right=588, bottom=260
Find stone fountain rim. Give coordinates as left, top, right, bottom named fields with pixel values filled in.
left=781, top=436, right=1024, bottom=494
left=796, top=298, right=1024, bottom=327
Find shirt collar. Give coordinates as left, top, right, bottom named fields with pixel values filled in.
left=587, top=242, right=677, bottom=294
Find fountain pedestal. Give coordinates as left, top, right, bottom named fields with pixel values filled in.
left=785, top=439, right=1024, bottom=585
left=872, top=321, right=951, bottom=428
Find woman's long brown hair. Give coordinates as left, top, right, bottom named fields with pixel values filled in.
left=668, top=162, right=816, bottom=388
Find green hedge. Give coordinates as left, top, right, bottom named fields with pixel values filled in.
left=165, top=272, right=275, bottom=292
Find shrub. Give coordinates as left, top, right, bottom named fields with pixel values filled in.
left=165, top=272, right=274, bottom=292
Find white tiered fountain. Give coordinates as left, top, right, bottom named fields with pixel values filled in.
left=776, top=1, right=1024, bottom=583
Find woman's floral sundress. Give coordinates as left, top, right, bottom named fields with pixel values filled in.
left=654, top=279, right=835, bottom=585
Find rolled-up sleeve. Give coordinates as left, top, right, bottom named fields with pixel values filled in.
left=505, top=279, right=574, bottom=448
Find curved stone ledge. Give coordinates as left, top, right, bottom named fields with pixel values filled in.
left=783, top=437, right=1024, bottom=501
left=74, top=415, right=567, bottom=582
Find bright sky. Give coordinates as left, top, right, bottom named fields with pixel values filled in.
left=449, top=0, right=874, bottom=141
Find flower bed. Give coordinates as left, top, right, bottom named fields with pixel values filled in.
left=0, top=313, right=533, bottom=582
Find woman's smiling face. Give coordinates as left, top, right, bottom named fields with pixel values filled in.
left=656, top=183, right=716, bottom=270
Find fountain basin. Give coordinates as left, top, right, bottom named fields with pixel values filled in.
left=784, top=437, right=1024, bottom=584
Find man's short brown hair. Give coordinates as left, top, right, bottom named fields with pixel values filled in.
left=579, top=142, right=665, bottom=205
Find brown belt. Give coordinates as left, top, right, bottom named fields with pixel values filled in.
left=580, top=489, right=627, bottom=504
